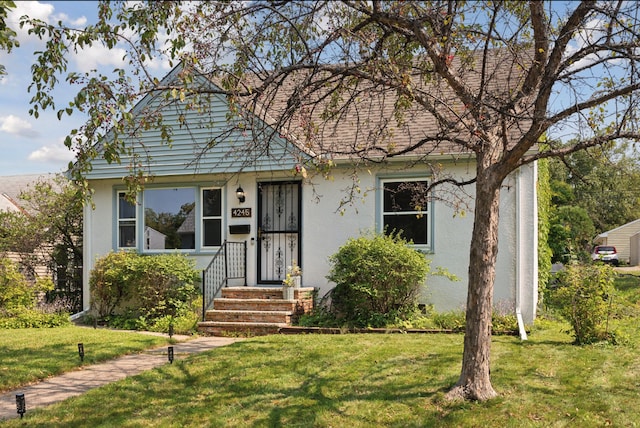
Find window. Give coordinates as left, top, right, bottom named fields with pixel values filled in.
left=381, top=179, right=430, bottom=246
left=116, top=186, right=223, bottom=252
left=117, top=192, right=136, bottom=248
left=202, top=188, right=222, bottom=247
left=143, top=188, right=196, bottom=250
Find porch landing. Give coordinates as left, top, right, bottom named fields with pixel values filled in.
left=198, top=286, right=315, bottom=336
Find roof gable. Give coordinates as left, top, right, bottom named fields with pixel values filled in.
left=86, top=64, right=301, bottom=180
left=598, top=218, right=640, bottom=238
left=87, top=48, right=533, bottom=180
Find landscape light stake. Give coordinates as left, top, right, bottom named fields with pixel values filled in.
left=78, top=343, right=85, bottom=362
left=168, top=346, right=174, bottom=364
left=168, top=323, right=174, bottom=338
left=16, top=393, right=26, bottom=418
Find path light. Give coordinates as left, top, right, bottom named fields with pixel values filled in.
left=16, top=393, right=25, bottom=418
left=236, top=186, right=245, bottom=203
left=168, top=346, right=174, bottom=364
left=168, top=323, right=174, bottom=338
left=78, top=343, right=85, bottom=362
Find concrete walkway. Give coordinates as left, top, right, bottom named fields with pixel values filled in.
left=0, top=335, right=241, bottom=421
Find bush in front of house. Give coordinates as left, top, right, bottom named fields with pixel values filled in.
left=546, top=263, right=616, bottom=344
left=89, top=251, right=200, bottom=334
left=0, top=257, right=71, bottom=328
left=326, top=231, right=430, bottom=328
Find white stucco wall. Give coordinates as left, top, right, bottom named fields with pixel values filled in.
left=83, top=160, right=538, bottom=323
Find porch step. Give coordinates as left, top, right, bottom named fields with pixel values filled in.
left=197, top=286, right=316, bottom=337
left=214, top=298, right=298, bottom=312
left=206, top=309, right=293, bottom=324
left=198, top=321, right=286, bottom=337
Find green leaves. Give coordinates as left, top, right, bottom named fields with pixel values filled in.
left=547, top=263, right=616, bottom=345
left=89, top=251, right=199, bottom=322
left=327, top=231, right=430, bottom=327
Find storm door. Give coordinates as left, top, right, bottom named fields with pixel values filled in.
left=257, top=181, right=301, bottom=284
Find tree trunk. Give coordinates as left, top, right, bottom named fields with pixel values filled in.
left=446, top=169, right=501, bottom=401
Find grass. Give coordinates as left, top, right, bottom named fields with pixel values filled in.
left=1, top=273, right=639, bottom=427
left=1, top=321, right=639, bottom=427
left=0, top=326, right=170, bottom=393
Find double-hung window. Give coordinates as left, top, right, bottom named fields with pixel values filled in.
left=381, top=179, right=430, bottom=247
left=117, top=192, right=137, bottom=248
left=202, top=188, right=222, bottom=248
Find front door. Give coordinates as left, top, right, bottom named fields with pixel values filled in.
left=257, top=181, right=301, bottom=284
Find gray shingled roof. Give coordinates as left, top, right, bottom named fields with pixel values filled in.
left=229, top=48, right=533, bottom=160
left=0, top=174, right=56, bottom=213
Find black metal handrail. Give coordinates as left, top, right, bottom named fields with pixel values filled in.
left=202, top=240, right=247, bottom=320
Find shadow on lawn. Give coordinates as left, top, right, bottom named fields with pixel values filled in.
left=12, top=336, right=465, bottom=427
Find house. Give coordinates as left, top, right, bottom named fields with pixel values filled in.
left=0, top=174, right=55, bottom=278
left=80, top=63, right=539, bottom=332
left=595, top=219, right=640, bottom=265
left=0, top=174, right=53, bottom=214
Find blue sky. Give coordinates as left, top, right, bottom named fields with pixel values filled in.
left=1, top=1, right=101, bottom=176
left=0, top=1, right=175, bottom=177
left=0, top=2, right=620, bottom=177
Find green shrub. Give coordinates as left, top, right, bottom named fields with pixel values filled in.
left=0, top=258, right=53, bottom=310
left=89, top=251, right=137, bottom=318
left=0, top=258, right=67, bottom=329
left=89, top=252, right=200, bottom=330
left=326, top=231, right=430, bottom=328
left=0, top=307, right=70, bottom=328
left=546, top=263, right=616, bottom=344
left=431, top=310, right=466, bottom=331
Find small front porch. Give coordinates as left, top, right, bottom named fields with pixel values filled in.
left=198, top=286, right=315, bottom=336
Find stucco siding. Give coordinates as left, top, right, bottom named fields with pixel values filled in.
left=83, top=160, right=538, bottom=324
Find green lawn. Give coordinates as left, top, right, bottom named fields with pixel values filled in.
left=1, top=323, right=639, bottom=427
left=1, top=272, right=639, bottom=427
left=0, top=326, right=170, bottom=393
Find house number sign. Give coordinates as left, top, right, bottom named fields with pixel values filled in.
left=231, top=208, right=252, bottom=218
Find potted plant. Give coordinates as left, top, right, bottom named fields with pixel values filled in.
left=282, top=261, right=302, bottom=299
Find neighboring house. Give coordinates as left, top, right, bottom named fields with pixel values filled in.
left=81, top=64, right=539, bottom=324
left=0, top=174, right=54, bottom=279
left=595, top=219, right=640, bottom=264
left=144, top=226, right=167, bottom=250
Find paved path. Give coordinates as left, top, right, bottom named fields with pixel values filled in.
left=0, top=335, right=241, bottom=421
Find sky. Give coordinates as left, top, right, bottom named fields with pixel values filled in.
left=0, top=1, right=173, bottom=177
left=0, top=1, right=623, bottom=177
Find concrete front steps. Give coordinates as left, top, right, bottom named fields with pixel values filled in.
left=198, top=286, right=315, bottom=336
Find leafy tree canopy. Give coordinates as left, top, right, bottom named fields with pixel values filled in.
left=0, top=1, right=19, bottom=77
left=549, top=143, right=640, bottom=233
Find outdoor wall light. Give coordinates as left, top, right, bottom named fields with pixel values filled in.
left=78, top=343, right=85, bottom=362
left=16, top=393, right=26, bottom=418
left=236, top=186, right=246, bottom=203
left=168, top=346, right=174, bottom=364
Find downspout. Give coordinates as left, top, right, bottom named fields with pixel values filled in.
left=515, top=167, right=528, bottom=341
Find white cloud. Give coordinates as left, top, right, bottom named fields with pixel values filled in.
left=0, top=115, right=39, bottom=137
left=8, top=1, right=55, bottom=44
left=71, top=44, right=128, bottom=73
left=28, top=142, right=75, bottom=163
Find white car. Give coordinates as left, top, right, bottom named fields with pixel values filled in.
left=591, top=245, right=619, bottom=266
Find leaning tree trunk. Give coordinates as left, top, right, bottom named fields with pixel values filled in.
left=446, top=168, right=502, bottom=401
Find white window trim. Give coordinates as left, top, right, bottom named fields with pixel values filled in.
left=201, top=187, right=224, bottom=249
left=116, top=191, right=137, bottom=249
